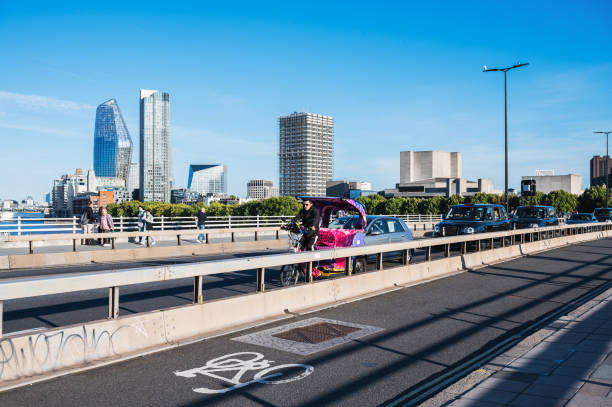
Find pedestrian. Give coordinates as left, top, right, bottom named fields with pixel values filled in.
left=137, top=206, right=145, bottom=244
left=96, top=207, right=114, bottom=247
left=196, top=207, right=207, bottom=243
left=144, top=209, right=156, bottom=245
left=80, top=200, right=97, bottom=245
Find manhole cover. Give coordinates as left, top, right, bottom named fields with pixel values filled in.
left=272, top=322, right=360, bottom=344
left=232, top=317, right=384, bottom=355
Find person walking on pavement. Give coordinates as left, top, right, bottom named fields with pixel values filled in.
left=144, top=209, right=156, bottom=245
left=137, top=206, right=146, bottom=244
left=96, top=207, right=114, bottom=247
left=80, top=200, right=97, bottom=245
left=196, top=207, right=207, bottom=243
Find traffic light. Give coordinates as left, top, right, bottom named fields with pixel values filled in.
left=521, top=179, right=536, bottom=196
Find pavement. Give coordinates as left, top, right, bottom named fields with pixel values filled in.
left=422, top=286, right=612, bottom=407
left=0, top=232, right=281, bottom=256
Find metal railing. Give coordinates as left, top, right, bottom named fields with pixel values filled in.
left=0, top=221, right=609, bottom=336
left=0, top=214, right=442, bottom=237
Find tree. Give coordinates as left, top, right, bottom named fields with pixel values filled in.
left=543, top=190, right=578, bottom=214
left=578, top=186, right=607, bottom=212
left=358, top=194, right=386, bottom=215
left=382, top=197, right=404, bottom=215
left=418, top=196, right=445, bottom=214
left=401, top=198, right=421, bottom=214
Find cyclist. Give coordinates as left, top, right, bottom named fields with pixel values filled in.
left=292, top=198, right=320, bottom=251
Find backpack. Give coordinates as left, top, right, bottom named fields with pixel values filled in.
left=80, top=211, right=89, bottom=226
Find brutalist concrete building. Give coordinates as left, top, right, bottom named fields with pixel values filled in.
left=279, top=112, right=333, bottom=197
left=384, top=150, right=498, bottom=198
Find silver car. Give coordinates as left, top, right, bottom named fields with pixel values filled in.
left=328, top=215, right=414, bottom=264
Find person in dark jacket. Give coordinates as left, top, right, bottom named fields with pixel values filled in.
left=196, top=207, right=207, bottom=243
left=80, top=200, right=97, bottom=245
left=293, top=199, right=320, bottom=250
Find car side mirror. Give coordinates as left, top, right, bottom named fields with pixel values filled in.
left=368, top=230, right=382, bottom=236
left=442, top=214, right=446, bottom=220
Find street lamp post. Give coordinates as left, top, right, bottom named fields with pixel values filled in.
left=483, top=62, right=529, bottom=210
left=594, top=131, right=611, bottom=208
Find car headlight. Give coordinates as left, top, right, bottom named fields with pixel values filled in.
left=434, top=225, right=440, bottom=233
left=529, top=223, right=539, bottom=228
left=463, top=227, right=475, bottom=234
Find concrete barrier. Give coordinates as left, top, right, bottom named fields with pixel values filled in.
left=1, top=227, right=609, bottom=389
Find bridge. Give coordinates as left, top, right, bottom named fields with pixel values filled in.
left=0, top=222, right=610, bottom=406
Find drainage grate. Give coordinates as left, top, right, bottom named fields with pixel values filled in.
left=272, top=322, right=361, bottom=344
left=233, top=317, right=384, bottom=355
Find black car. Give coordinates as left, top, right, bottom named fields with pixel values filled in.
left=511, top=205, right=558, bottom=229
left=593, top=208, right=612, bottom=223
left=433, top=204, right=510, bottom=237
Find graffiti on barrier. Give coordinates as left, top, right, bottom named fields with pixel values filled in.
left=0, top=321, right=148, bottom=381
left=175, top=352, right=314, bottom=394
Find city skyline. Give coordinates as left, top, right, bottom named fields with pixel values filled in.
left=1, top=1, right=611, bottom=201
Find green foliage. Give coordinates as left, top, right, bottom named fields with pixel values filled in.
left=357, top=194, right=386, bottom=215
left=578, top=186, right=608, bottom=212
left=102, top=188, right=603, bottom=219
left=543, top=190, right=578, bottom=214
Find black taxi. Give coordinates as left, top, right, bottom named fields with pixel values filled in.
left=433, top=203, right=511, bottom=237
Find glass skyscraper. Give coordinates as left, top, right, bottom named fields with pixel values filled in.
left=93, top=99, right=133, bottom=180
left=188, top=164, right=227, bottom=196
left=140, top=89, right=171, bottom=202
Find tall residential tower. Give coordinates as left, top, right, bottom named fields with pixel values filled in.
left=93, top=99, right=133, bottom=180
left=139, top=89, right=171, bottom=202
left=279, top=112, right=333, bottom=196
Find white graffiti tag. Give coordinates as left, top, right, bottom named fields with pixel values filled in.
left=174, top=352, right=314, bottom=394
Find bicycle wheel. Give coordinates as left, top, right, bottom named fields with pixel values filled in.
left=279, top=264, right=300, bottom=286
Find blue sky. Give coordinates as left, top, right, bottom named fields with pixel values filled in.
left=1, top=1, right=611, bottom=201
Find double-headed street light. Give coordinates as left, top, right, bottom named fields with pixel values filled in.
left=483, top=62, right=529, bottom=210
left=593, top=131, right=611, bottom=208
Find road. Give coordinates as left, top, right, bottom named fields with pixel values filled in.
left=0, top=238, right=610, bottom=406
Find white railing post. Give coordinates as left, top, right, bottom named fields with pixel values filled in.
left=119, top=216, right=124, bottom=232
left=17, top=216, right=21, bottom=236
left=161, top=215, right=165, bottom=231
left=72, top=216, right=77, bottom=234
left=257, top=214, right=260, bottom=228
left=229, top=215, right=232, bottom=229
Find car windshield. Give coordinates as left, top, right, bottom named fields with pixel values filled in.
left=328, top=216, right=360, bottom=230
left=516, top=207, right=547, bottom=219
left=446, top=206, right=486, bottom=221
left=570, top=214, right=592, bottom=221
left=594, top=209, right=612, bottom=216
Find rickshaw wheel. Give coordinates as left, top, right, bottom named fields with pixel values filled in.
left=280, top=264, right=300, bottom=286
left=353, top=257, right=366, bottom=274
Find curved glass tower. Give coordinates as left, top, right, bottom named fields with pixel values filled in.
left=93, top=99, right=133, bottom=180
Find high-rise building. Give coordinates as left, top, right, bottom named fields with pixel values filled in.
left=93, top=99, right=133, bottom=180
left=247, top=179, right=278, bottom=200
left=51, top=169, right=89, bottom=217
left=140, top=89, right=171, bottom=202
left=126, top=162, right=139, bottom=199
left=590, top=155, right=612, bottom=187
left=279, top=112, right=333, bottom=196
left=188, top=164, right=227, bottom=196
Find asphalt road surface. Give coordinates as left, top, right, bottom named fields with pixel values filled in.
left=0, top=238, right=610, bottom=406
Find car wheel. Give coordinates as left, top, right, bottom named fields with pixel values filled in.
left=279, top=264, right=300, bottom=286
left=353, top=257, right=366, bottom=274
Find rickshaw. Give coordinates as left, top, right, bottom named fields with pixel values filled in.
left=279, top=197, right=368, bottom=286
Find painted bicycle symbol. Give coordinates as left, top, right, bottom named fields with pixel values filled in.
left=174, top=352, right=314, bottom=394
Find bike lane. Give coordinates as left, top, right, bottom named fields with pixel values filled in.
left=0, top=238, right=610, bottom=406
